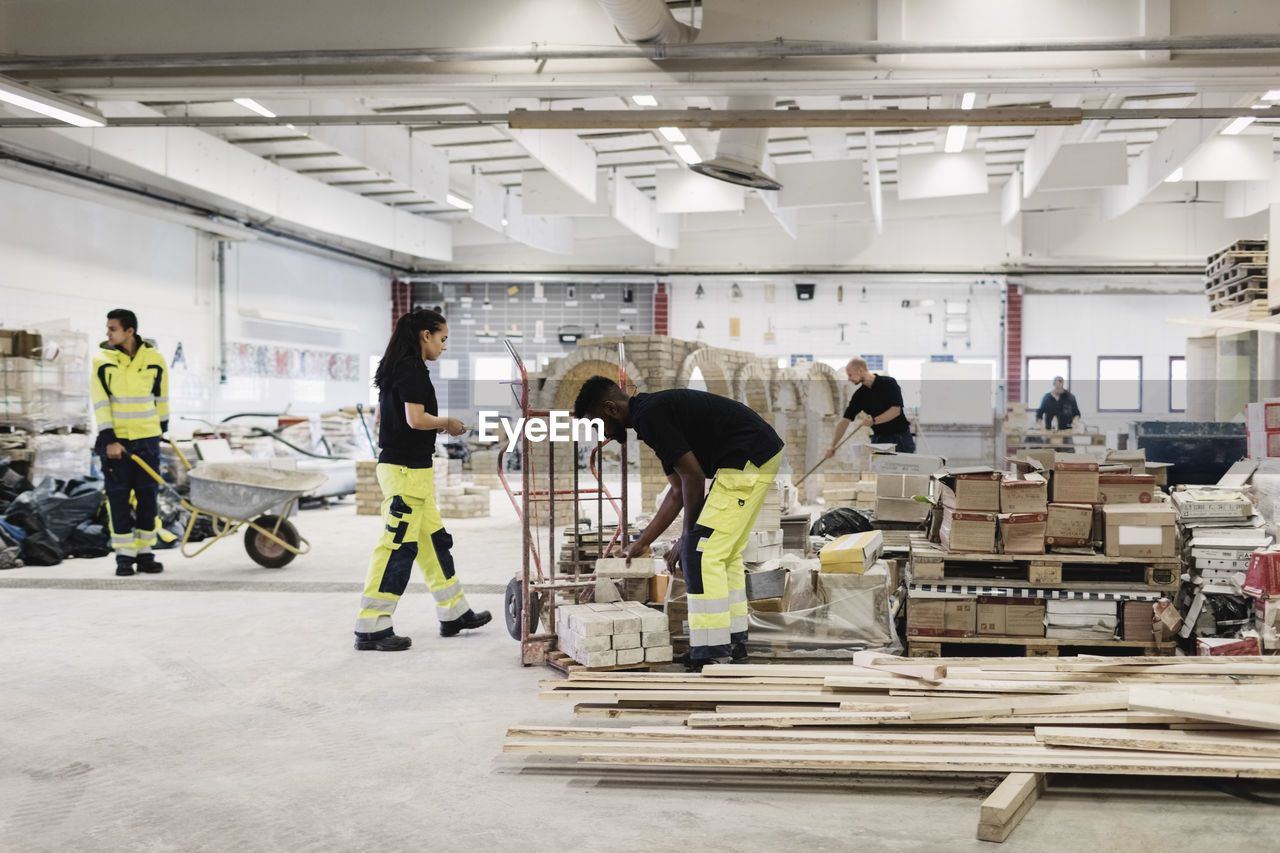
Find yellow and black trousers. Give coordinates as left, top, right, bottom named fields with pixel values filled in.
left=101, top=435, right=161, bottom=558
left=681, top=450, right=783, bottom=661
left=355, top=464, right=470, bottom=637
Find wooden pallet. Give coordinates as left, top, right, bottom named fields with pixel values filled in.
left=1205, top=263, right=1268, bottom=290
left=546, top=650, right=662, bottom=674
left=1210, top=290, right=1269, bottom=313
left=910, top=545, right=1180, bottom=591
left=1206, top=249, right=1269, bottom=277
left=907, top=635, right=1177, bottom=658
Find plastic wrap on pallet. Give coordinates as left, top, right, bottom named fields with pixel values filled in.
left=1250, top=459, right=1280, bottom=539
left=29, top=433, right=93, bottom=483
left=0, top=326, right=92, bottom=432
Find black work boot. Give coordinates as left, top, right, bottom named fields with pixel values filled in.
left=354, top=628, right=412, bottom=651
left=115, top=555, right=136, bottom=577
left=730, top=642, right=750, bottom=664
left=136, top=553, right=164, bottom=574
left=439, top=609, right=492, bottom=637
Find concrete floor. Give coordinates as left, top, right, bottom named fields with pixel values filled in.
left=3, top=490, right=1279, bottom=852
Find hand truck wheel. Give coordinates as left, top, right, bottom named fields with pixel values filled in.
left=504, top=576, right=541, bottom=640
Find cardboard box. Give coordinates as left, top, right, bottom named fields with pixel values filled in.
left=1247, top=401, right=1280, bottom=432
left=1105, top=449, right=1147, bottom=474
left=1102, top=504, right=1177, bottom=558
left=1197, top=636, right=1261, bottom=656
left=1247, top=428, right=1280, bottom=459
left=906, top=596, right=977, bottom=637
left=869, top=452, right=946, bottom=476
left=819, top=530, right=884, bottom=574
left=940, top=507, right=997, bottom=553
left=1045, top=503, right=1093, bottom=547
left=875, top=473, right=931, bottom=499
left=1098, top=473, right=1157, bottom=505
left=1052, top=461, right=1100, bottom=504
left=1020, top=448, right=1057, bottom=472
left=0, top=329, right=14, bottom=357
left=1121, top=600, right=1156, bottom=641
left=649, top=573, right=672, bottom=604
left=1170, top=491, right=1252, bottom=519
left=1257, top=597, right=1280, bottom=650
left=1145, top=461, right=1171, bottom=487
left=1245, top=550, right=1280, bottom=598
left=999, top=512, right=1047, bottom=555
left=874, top=496, right=931, bottom=524
left=977, top=596, right=1046, bottom=637
left=936, top=466, right=1002, bottom=512
left=1000, top=473, right=1048, bottom=513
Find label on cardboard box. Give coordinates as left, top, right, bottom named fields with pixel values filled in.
left=1052, top=462, right=1100, bottom=504
left=936, top=466, right=1002, bottom=512
left=1097, top=474, right=1156, bottom=505
left=977, top=596, right=1046, bottom=637
left=1103, top=503, right=1176, bottom=557
left=1045, top=503, right=1093, bottom=545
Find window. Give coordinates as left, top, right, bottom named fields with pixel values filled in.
left=473, top=355, right=515, bottom=408
left=1170, top=356, right=1187, bottom=413
left=886, top=357, right=924, bottom=410
left=1025, top=356, right=1071, bottom=404
left=1098, top=356, right=1143, bottom=412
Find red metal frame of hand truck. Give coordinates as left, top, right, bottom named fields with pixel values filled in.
left=497, top=338, right=630, bottom=666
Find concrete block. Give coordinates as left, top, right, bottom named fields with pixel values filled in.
left=645, top=645, right=674, bottom=663
left=567, top=609, right=614, bottom=637
left=595, top=556, right=662, bottom=578
left=614, top=646, right=645, bottom=666
left=642, top=631, right=671, bottom=647
left=612, top=632, right=641, bottom=650
left=571, top=648, right=618, bottom=667
left=593, top=578, right=622, bottom=602
left=609, top=614, right=642, bottom=634
left=577, top=633, right=613, bottom=652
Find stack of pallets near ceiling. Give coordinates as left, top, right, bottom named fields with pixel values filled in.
left=1204, top=238, right=1268, bottom=314
left=507, top=655, right=1280, bottom=843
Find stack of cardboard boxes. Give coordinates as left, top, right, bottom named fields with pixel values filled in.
left=1247, top=401, right=1280, bottom=458
left=872, top=452, right=943, bottom=523
left=742, top=481, right=784, bottom=562
left=0, top=326, right=91, bottom=432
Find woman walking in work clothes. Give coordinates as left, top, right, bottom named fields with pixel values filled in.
left=354, top=308, right=490, bottom=651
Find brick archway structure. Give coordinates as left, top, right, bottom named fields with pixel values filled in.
left=734, top=362, right=773, bottom=412
left=676, top=347, right=733, bottom=397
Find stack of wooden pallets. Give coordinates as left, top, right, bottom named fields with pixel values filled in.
left=507, top=655, right=1280, bottom=843
left=1204, top=238, right=1268, bottom=312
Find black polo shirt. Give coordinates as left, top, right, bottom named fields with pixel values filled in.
left=843, top=375, right=911, bottom=435
left=378, top=357, right=437, bottom=467
left=629, top=389, right=783, bottom=476
left=1037, top=390, right=1080, bottom=430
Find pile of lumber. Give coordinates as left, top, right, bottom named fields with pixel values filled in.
left=507, top=654, right=1280, bottom=843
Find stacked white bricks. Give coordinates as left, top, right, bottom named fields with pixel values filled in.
left=355, top=461, right=381, bottom=516
left=437, top=484, right=490, bottom=518
left=555, top=601, right=673, bottom=667
left=468, top=448, right=503, bottom=489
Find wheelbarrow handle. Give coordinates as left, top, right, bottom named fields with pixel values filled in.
left=124, top=450, right=167, bottom=485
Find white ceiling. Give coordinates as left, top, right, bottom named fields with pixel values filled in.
left=1, top=0, right=1279, bottom=270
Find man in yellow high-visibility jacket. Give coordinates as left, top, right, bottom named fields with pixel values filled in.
left=91, top=309, right=169, bottom=577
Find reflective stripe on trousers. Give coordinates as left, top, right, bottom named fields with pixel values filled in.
left=355, top=464, right=471, bottom=635
left=103, top=436, right=161, bottom=558
left=682, top=450, right=784, bottom=661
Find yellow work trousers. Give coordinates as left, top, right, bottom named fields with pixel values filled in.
left=355, top=464, right=470, bottom=636
left=683, top=450, right=783, bottom=661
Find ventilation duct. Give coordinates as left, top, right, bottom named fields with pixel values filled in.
left=691, top=95, right=782, bottom=190
left=596, top=0, right=697, bottom=44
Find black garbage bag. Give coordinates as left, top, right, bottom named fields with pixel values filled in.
left=21, top=530, right=64, bottom=566
left=0, top=461, right=33, bottom=514
left=3, top=477, right=104, bottom=545
left=810, top=506, right=875, bottom=538
left=0, top=519, right=22, bottom=569
left=66, top=520, right=111, bottom=559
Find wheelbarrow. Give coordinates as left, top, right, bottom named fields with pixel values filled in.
left=129, top=444, right=329, bottom=568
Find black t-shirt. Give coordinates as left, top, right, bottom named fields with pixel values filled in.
left=843, top=375, right=911, bottom=435
left=1037, top=390, right=1079, bottom=430
left=378, top=357, right=437, bottom=467
left=630, top=389, right=783, bottom=476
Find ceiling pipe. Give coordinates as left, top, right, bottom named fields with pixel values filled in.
left=595, top=0, right=697, bottom=45
left=3, top=34, right=1279, bottom=71
left=690, top=94, right=781, bottom=190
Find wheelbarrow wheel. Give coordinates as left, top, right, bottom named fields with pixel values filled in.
left=244, top=515, right=301, bottom=568
left=504, top=576, right=541, bottom=640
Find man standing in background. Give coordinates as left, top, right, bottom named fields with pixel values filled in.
left=827, top=357, right=915, bottom=455
left=92, top=309, right=169, bottom=577
left=1036, top=375, right=1080, bottom=431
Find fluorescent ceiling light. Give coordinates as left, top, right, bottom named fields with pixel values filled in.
left=631, top=94, right=658, bottom=106
left=1222, top=116, right=1255, bottom=135
left=1263, top=90, right=1280, bottom=101
left=233, top=97, right=276, bottom=118
left=673, top=144, right=701, bottom=165
left=0, top=75, right=105, bottom=127
left=1164, top=167, right=1184, bottom=183
left=446, top=193, right=473, bottom=210
left=659, top=126, right=687, bottom=143
left=960, top=91, right=976, bottom=110
left=944, top=125, right=967, bottom=153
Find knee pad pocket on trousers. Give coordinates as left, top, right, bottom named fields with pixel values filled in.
left=681, top=523, right=714, bottom=595
left=378, top=541, right=418, bottom=594
left=387, top=495, right=412, bottom=518
left=430, top=528, right=457, bottom=580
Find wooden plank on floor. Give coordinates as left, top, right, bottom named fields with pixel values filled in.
left=977, top=772, right=1046, bottom=843
left=1128, top=685, right=1280, bottom=731
left=852, top=650, right=947, bottom=683
left=1035, top=726, right=1280, bottom=757
left=909, top=691, right=1131, bottom=722
left=825, top=676, right=1111, bottom=694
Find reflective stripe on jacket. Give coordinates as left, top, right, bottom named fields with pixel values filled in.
left=91, top=340, right=169, bottom=441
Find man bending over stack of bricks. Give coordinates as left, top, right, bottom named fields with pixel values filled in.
left=573, top=377, right=784, bottom=671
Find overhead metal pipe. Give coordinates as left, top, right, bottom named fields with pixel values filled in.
left=2, top=34, right=1279, bottom=71
left=596, top=0, right=697, bottom=45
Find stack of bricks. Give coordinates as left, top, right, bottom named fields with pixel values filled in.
left=355, top=461, right=381, bottom=516
left=469, top=448, right=503, bottom=489
left=437, top=484, right=490, bottom=518
left=554, top=601, right=673, bottom=668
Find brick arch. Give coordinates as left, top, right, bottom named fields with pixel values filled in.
left=803, top=361, right=846, bottom=415
left=733, top=362, right=773, bottom=412
left=771, top=375, right=804, bottom=413
left=676, top=347, right=732, bottom=397
left=542, top=348, right=646, bottom=412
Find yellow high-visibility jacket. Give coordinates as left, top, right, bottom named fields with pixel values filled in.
left=91, top=339, right=169, bottom=445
